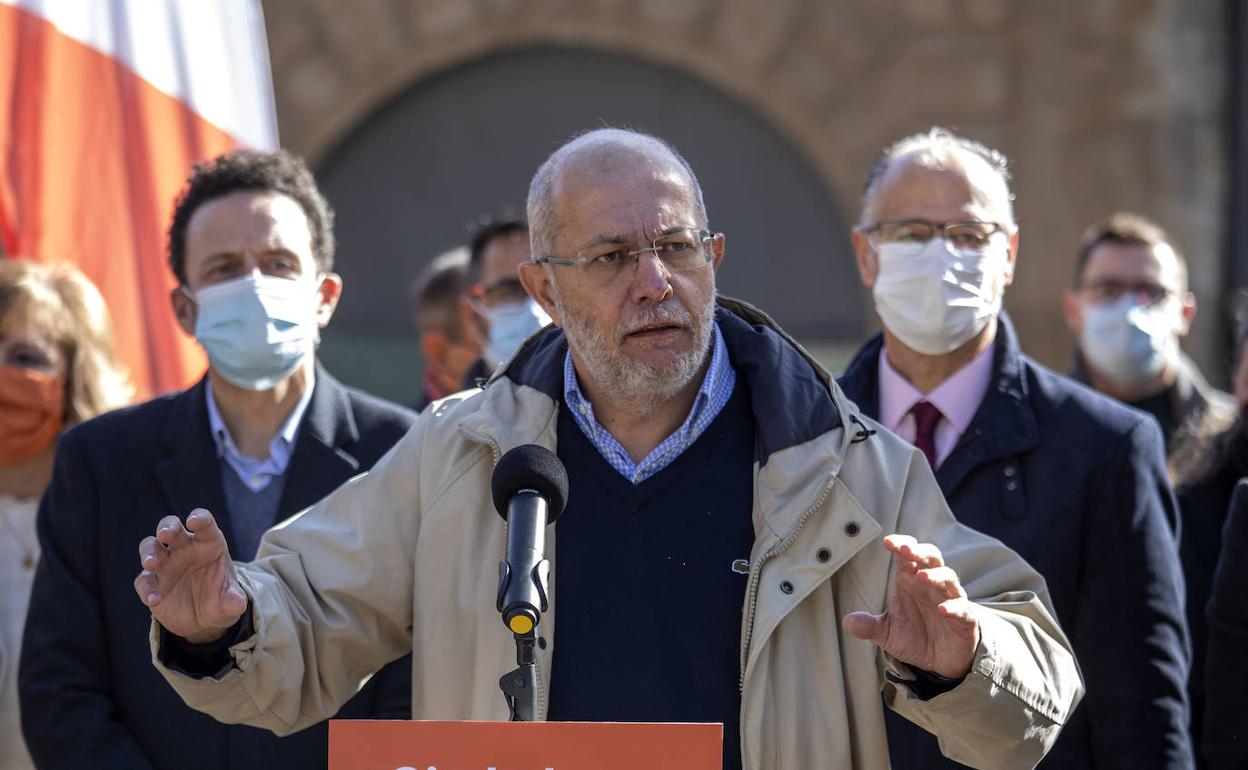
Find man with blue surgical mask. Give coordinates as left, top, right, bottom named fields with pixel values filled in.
left=465, top=218, right=551, bottom=379
left=20, top=150, right=414, bottom=770
left=837, top=128, right=1192, bottom=769
left=1064, top=212, right=1235, bottom=764
left=1064, top=212, right=1235, bottom=481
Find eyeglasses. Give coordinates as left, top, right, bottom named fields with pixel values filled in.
left=535, top=228, right=714, bottom=287
left=1079, top=279, right=1172, bottom=307
left=472, top=277, right=528, bottom=308
left=864, top=219, right=1012, bottom=254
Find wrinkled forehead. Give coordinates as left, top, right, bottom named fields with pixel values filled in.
left=552, top=160, right=701, bottom=248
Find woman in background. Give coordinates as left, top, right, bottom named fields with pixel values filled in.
left=0, top=259, right=131, bottom=769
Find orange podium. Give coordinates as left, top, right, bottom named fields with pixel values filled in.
left=329, top=720, right=723, bottom=770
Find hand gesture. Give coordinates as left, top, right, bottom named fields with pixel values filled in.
left=133, top=509, right=247, bottom=644
left=842, top=534, right=980, bottom=679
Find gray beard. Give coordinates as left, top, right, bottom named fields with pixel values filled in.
left=554, top=289, right=715, bottom=419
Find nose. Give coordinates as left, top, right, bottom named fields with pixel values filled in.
left=627, top=251, right=673, bottom=305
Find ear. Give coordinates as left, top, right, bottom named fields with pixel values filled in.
left=420, top=330, right=448, bottom=366
left=1177, top=291, right=1197, bottom=336
left=519, top=261, right=562, bottom=327
left=1062, top=289, right=1084, bottom=336
left=710, top=232, right=726, bottom=272
left=851, top=228, right=878, bottom=288
left=458, top=296, right=486, bottom=348
left=314, top=273, right=344, bottom=328
left=1002, top=230, right=1020, bottom=287
left=170, top=286, right=196, bottom=337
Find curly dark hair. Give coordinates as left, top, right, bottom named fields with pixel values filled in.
left=166, top=149, right=335, bottom=285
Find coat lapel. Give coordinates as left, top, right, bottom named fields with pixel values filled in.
left=276, top=366, right=362, bottom=518
left=156, top=377, right=236, bottom=544
left=936, top=315, right=1040, bottom=497
left=839, top=318, right=1041, bottom=500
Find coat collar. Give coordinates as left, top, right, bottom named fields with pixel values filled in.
left=466, top=296, right=856, bottom=545
left=490, top=296, right=843, bottom=466
left=838, top=313, right=1040, bottom=496
left=156, top=363, right=363, bottom=537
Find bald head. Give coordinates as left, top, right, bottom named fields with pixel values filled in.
left=860, top=127, right=1015, bottom=228
left=527, top=128, right=708, bottom=259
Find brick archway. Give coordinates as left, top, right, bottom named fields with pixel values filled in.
left=260, top=0, right=1228, bottom=372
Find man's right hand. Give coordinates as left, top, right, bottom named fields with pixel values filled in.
left=134, top=508, right=248, bottom=644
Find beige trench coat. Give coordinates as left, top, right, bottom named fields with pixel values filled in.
left=151, top=301, right=1083, bottom=769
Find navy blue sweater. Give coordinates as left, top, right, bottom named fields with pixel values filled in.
left=547, top=376, right=755, bottom=770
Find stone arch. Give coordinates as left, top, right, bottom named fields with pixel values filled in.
left=262, top=0, right=1229, bottom=377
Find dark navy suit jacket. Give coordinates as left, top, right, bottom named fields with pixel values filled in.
left=19, top=366, right=415, bottom=770
left=838, top=314, right=1193, bottom=770
left=1203, top=479, right=1248, bottom=769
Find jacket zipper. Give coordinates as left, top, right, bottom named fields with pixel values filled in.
left=457, top=425, right=550, bottom=720
left=738, top=475, right=837, bottom=691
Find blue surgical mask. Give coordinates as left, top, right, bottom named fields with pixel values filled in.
left=187, top=273, right=322, bottom=390
left=1079, top=294, right=1180, bottom=388
left=481, top=298, right=550, bottom=369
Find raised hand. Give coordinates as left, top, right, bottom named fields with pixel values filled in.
left=133, top=508, right=248, bottom=644
left=842, top=534, right=980, bottom=679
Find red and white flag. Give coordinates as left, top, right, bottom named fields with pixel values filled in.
left=0, top=0, right=278, bottom=397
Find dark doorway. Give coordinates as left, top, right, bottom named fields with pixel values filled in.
left=316, top=46, right=861, bottom=403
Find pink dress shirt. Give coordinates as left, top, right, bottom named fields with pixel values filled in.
left=878, top=343, right=996, bottom=468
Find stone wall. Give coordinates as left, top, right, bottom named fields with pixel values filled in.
left=261, top=0, right=1229, bottom=374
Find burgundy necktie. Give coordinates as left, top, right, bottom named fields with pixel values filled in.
left=910, top=400, right=943, bottom=469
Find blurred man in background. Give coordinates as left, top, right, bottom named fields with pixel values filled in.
left=409, top=247, right=483, bottom=410
left=1064, top=212, right=1235, bottom=484
left=837, top=127, right=1192, bottom=769
left=20, top=150, right=414, bottom=770
left=466, top=218, right=549, bottom=377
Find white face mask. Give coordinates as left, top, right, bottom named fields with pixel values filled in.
left=481, top=298, right=551, bottom=369
left=1079, top=295, right=1180, bottom=388
left=188, top=272, right=322, bottom=390
left=872, top=237, right=1007, bottom=356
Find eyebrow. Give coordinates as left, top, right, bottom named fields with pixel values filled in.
left=578, top=226, right=693, bottom=249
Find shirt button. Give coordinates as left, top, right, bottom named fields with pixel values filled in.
left=578, top=405, right=587, bottom=415
left=22, top=556, right=33, bottom=570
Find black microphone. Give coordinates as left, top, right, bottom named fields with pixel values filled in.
left=491, top=445, right=569, bottom=636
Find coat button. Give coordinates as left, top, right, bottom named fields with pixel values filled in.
left=780, top=580, right=794, bottom=594
left=537, top=637, right=547, bottom=650
left=845, top=522, right=860, bottom=537
left=816, top=548, right=831, bottom=563
left=1004, top=465, right=1017, bottom=477
left=1006, top=480, right=1018, bottom=492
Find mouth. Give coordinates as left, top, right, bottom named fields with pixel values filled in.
left=623, top=321, right=686, bottom=340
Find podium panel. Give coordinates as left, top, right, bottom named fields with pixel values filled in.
left=329, top=720, right=722, bottom=770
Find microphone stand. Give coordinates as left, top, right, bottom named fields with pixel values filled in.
left=496, top=553, right=551, bottom=721
left=500, top=630, right=538, bottom=722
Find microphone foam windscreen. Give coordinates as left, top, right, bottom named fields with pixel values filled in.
left=490, top=444, right=570, bottom=521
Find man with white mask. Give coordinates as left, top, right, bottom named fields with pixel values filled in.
left=465, top=218, right=551, bottom=379
left=1064, top=212, right=1235, bottom=485
left=838, top=127, right=1193, bottom=769
left=20, top=150, right=414, bottom=770
left=1064, top=212, right=1235, bottom=761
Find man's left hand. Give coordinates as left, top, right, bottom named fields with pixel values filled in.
left=842, top=534, right=980, bottom=679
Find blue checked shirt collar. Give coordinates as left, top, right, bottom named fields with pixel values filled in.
left=205, top=378, right=311, bottom=493
left=563, top=322, right=735, bottom=484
